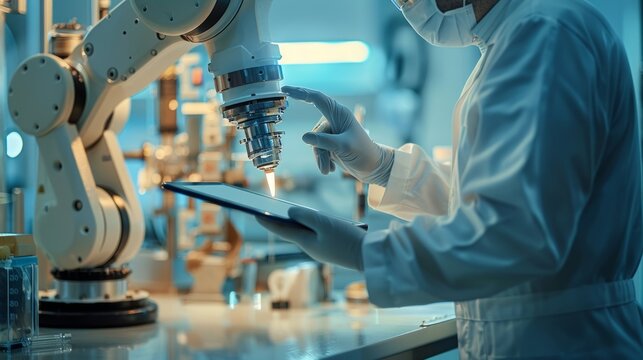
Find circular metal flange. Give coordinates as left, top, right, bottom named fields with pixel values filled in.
left=222, top=97, right=287, bottom=123
left=255, top=157, right=280, bottom=171
left=214, top=65, right=284, bottom=92
left=40, top=288, right=150, bottom=304
left=52, top=267, right=131, bottom=281
left=53, top=278, right=129, bottom=301
left=239, top=115, right=283, bottom=138
left=8, top=54, right=81, bottom=136
left=39, top=290, right=158, bottom=328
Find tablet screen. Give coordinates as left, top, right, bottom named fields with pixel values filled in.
left=162, top=182, right=368, bottom=229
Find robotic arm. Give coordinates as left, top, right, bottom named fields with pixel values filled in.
left=7, top=0, right=286, bottom=272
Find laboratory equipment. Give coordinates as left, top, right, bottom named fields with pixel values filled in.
left=125, top=65, right=190, bottom=293
left=183, top=219, right=243, bottom=301
left=126, top=67, right=247, bottom=293
left=240, top=258, right=258, bottom=300
left=0, top=0, right=25, bottom=14
left=7, top=0, right=287, bottom=327
left=48, top=19, right=86, bottom=59
left=22, top=332, right=71, bottom=352
left=267, top=263, right=324, bottom=309
left=0, top=243, right=38, bottom=351
left=162, top=182, right=369, bottom=230
left=345, top=281, right=369, bottom=303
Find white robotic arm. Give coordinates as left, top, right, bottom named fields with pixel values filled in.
left=8, top=0, right=286, bottom=273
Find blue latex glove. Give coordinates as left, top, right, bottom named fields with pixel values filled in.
left=283, top=86, right=395, bottom=186
left=256, top=207, right=366, bottom=271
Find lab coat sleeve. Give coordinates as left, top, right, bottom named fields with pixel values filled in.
left=363, top=16, right=605, bottom=307
left=368, top=144, right=451, bottom=220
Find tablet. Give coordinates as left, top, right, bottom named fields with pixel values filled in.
left=161, top=182, right=368, bottom=230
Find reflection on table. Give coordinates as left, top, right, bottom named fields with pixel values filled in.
left=26, top=295, right=456, bottom=359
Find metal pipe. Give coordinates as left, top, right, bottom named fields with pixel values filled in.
left=41, top=0, right=52, bottom=53
left=12, top=188, right=24, bottom=233
left=0, top=12, right=6, bottom=232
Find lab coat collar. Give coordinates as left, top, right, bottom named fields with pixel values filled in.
left=472, top=0, right=518, bottom=49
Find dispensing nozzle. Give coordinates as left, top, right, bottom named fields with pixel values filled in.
left=221, top=96, right=288, bottom=173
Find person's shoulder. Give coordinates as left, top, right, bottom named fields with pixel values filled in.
left=508, top=0, right=605, bottom=25
left=498, top=0, right=614, bottom=49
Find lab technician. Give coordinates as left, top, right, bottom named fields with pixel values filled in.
left=258, top=0, right=643, bottom=357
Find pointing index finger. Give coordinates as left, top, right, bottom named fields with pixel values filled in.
left=282, top=86, right=336, bottom=128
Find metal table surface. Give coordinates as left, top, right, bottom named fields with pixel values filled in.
left=15, top=295, right=457, bottom=359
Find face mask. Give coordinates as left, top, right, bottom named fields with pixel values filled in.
left=391, top=0, right=478, bottom=47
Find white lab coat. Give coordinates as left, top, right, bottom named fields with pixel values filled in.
left=362, top=0, right=643, bottom=358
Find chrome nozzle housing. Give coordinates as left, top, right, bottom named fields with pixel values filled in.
left=222, top=97, right=287, bottom=171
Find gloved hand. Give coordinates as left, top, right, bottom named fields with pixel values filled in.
left=256, top=207, right=366, bottom=271
left=283, top=86, right=395, bottom=186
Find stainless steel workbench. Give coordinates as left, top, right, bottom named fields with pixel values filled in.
left=19, top=295, right=457, bottom=359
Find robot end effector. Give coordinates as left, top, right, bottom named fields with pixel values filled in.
left=206, top=4, right=288, bottom=174
left=133, top=0, right=288, bottom=173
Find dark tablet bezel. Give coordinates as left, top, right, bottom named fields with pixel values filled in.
left=161, top=182, right=368, bottom=230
